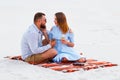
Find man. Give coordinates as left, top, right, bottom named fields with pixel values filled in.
left=21, top=12, right=57, bottom=64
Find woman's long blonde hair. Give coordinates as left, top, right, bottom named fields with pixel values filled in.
left=55, top=12, right=69, bottom=34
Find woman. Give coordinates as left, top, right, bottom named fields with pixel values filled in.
left=49, top=12, right=86, bottom=63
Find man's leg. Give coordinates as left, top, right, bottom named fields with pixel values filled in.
left=25, top=48, right=57, bottom=64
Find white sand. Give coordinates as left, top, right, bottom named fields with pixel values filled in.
left=0, top=0, right=120, bottom=80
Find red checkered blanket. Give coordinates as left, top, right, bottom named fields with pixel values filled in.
left=5, top=55, right=118, bottom=73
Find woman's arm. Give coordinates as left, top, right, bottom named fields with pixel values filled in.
left=65, top=28, right=75, bottom=47
left=66, top=41, right=74, bottom=47
left=61, top=39, right=74, bottom=47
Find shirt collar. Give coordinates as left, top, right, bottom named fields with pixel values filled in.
left=33, top=23, right=42, bottom=33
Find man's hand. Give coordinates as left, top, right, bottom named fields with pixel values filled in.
left=50, top=39, right=56, bottom=48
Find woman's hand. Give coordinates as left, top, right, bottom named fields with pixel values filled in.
left=61, top=39, right=74, bottom=47
left=61, top=39, right=68, bottom=45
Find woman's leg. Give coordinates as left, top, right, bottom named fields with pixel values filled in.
left=77, top=57, right=86, bottom=63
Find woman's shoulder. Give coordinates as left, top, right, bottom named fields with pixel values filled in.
left=68, top=28, right=73, bottom=33
left=50, top=25, right=58, bottom=31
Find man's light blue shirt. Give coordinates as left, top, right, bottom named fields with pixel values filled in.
left=21, top=24, right=51, bottom=60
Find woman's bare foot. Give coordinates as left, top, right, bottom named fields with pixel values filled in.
left=61, top=57, right=69, bottom=63
left=77, top=57, right=86, bottom=63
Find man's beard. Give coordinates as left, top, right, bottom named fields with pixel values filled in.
left=40, top=24, right=46, bottom=29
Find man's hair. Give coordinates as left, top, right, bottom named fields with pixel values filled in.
left=34, top=12, right=45, bottom=22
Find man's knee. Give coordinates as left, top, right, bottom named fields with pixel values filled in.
left=49, top=48, right=57, bottom=55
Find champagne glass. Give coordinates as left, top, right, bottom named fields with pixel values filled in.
left=61, top=34, right=65, bottom=40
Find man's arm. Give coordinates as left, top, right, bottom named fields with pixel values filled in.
left=27, top=32, right=51, bottom=54
left=41, top=28, right=50, bottom=44
left=43, top=31, right=49, bottom=44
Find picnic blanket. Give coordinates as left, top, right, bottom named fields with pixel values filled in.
left=5, top=55, right=118, bottom=73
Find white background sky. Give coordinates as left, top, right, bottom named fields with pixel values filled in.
left=0, top=0, right=120, bottom=63
left=0, top=1, right=120, bottom=80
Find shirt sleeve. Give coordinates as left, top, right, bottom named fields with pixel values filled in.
left=48, top=27, right=54, bottom=40
left=27, top=32, right=51, bottom=54
left=48, top=32, right=53, bottom=40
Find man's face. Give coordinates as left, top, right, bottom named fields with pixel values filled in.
left=40, top=15, right=47, bottom=29
left=41, top=15, right=46, bottom=26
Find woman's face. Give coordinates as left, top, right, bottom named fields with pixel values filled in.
left=54, top=16, right=57, bottom=25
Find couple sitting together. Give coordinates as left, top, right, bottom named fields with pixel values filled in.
left=21, top=12, right=86, bottom=64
